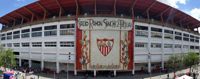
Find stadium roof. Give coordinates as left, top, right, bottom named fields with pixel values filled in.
left=0, top=0, right=200, bottom=29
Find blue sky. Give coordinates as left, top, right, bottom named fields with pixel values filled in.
left=0, top=0, right=200, bottom=30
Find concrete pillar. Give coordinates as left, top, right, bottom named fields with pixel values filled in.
left=29, top=60, right=32, bottom=68
left=114, top=70, right=116, bottom=76
left=148, top=56, right=151, bottom=73
left=19, top=59, right=22, bottom=67
left=147, top=24, right=151, bottom=74
left=132, top=69, right=135, bottom=75
left=41, top=61, right=44, bottom=71
left=74, top=69, right=77, bottom=76
left=94, top=70, right=96, bottom=77
left=56, top=62, right=59, bottom=73
left=161, top=28, right=164, bottom=70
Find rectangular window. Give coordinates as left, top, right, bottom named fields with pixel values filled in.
left=60, top=24, right=75, bottom=29
left=195, top=46, right=199, bottom=49
left=183, top=37, right=189, bottom=41
left=183, top=45, right=189, bottom=48
left=13, top=43, right=20, bottom=47
left=32, top=32, right=42, bottom=37
left=60, top=41, right=74, bottom=47
left=7, top=32, right=12, bottom=40
left=32, top=27, right=42, bottom=32
left=164, top=30, right=173, bottom=34
left=175, top=44, right=181, bottom=48
left=190, top=46, right=195, bottom=49
left=1, top=34, right=6, bottom=40
left=13, top=52, right=19, bottom=55
left=151, top=43, right=161, bottom=48
left=175, top=32, right=181, bottom=36
left=151, top=27, right=162, bottom=38
left=60, top=24, right=75, bottom=35
left=22, top=42, right=30, bottom=47
left=175, top=36, right=182, bottom=40
left=32, top=42, right=42, bottom=47
left=135, top=42, right=148, bottom=48
left=7, top=43, right=12, bottom=47
left=21, top=29, right=30, bottom=38
left=1, top=44, right=6, bottom=47
left=44, top=31, right=57, bottom=36
left=32, top=27, right=42, bottom=37
left=45, top=42, right=57, bottom=47
left=164, top=44, right=173, bottom=48
left=44, top=25, right=57, bottom=30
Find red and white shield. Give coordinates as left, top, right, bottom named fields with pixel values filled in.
left=97, top=38, right=114, bottom=56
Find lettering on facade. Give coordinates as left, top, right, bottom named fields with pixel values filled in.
left=78, top=17, right=132, bottom=30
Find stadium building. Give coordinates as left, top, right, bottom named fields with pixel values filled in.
left=0, top=0, right=200, bottom=76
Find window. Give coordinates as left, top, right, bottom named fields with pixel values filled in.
left=32, top=42, right=42, bottom=47
left=151, top=27, right=162, bottom=38
left=135, top=25, right=148, bottom=37
left=7, top=43, right=12, bottom=47
left=13, top=43, right=20, bottom=47
left=135, top=25, right=148, bottom=30
left=183, top=45, right=189, bottom=48
left=175, top=36, right=182, bottom=40
left=7, top=32, right=12, bottom=40
left=44, top=25, right=57, bottom=36
left=151, top=43, right=161, bottom=48
left=45, top=42, right=57, bottom=47
left=60, top=24, right=75, bottom=35
left=164, top=44, right=173, bottom=48
left=1, top=44, right=6, bottom=47
left=60, top=41, right=74, bottom=47
left=1, top=34, right=6, bottom=40
left=164, top=30, right=173, bottom=34
left=32, top=27, right=42, bottom=37
left=190, top=46, right=195, bottom=49
left=13, top=31, right=20, bottom=39
left=175, top=44, right=181, bottom=48
left=22, top=42, right=30, bottom=47
left=135, top=42, right=148, bottom=48
left=164, top=30, right=173, bottom=39
left=13, top=52, right=19, bottom=55
left=21, top=29, right=30, bottom=38
left=195, top=46, right=199, bottom=49
left=175, top=32, right=181, bottom=36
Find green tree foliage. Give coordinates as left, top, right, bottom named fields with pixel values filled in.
left=0, top=46, right=16, bottom=68
left=165, top=54, right=183, bottom=71
left=183, top=52, right=199, bottom=72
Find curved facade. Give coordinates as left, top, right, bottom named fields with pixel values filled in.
left=0, top=0, right=200, bottom=76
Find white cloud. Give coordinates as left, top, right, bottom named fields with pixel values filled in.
left=157, top=0, right=188, bottom=8
left=189, top=8, right=200, bottom=21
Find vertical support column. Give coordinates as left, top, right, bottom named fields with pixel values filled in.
left=29, top=26, right=32, bottom=68
left=41, top=23, right=44, bottom=71
left=147, top=21, right=151, bottom=74
left=131, top=8, right=135, bottom=75
left=93, top=70, right=96, bottom=77
left=56, top=22, right=60, bottom=73
left=19, top=59, right=22, bottom=67
left=161, top=28, right=164, bottom=70
left=114, top=70, right=117, bottom=77
left=172, top=31, right=175, bottom=53
left=56, top=62, right=59, bottom=73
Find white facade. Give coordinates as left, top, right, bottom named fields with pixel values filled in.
left=0, top=18, right=199, bottom=73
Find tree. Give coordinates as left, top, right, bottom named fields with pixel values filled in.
left=0, top=45, right=16, bottom=68
left=166, top=54, right=183, bottom=71
left=183, top=52, right=200, bottom=74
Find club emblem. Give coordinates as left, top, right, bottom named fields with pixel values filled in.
left=97, top=38, right=114, bottom=56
